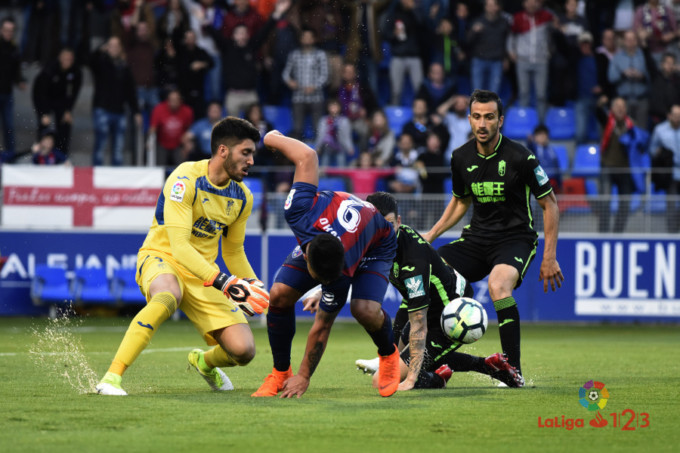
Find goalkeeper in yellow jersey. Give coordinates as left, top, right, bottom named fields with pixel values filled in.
left=96, top=117, right=269, bottom=396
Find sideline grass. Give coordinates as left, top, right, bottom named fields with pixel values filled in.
left=0, top=317, right=678, bottom=452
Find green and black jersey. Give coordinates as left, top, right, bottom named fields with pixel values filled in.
left=390, top=225, right=471, bottom=327
left=450, top=134, right=553, bottom=241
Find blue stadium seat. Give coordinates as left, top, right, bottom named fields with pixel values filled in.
left=243, top=177, right=263, bottom=211
left=73, top=268, right=116, bottom=304
left=318, top=177, right=347, bottom=192
left=545, top=107, right=576, bottom=140
left=112, top=268, right=145, bottom=304
left=571, top=144, right=600, bottom=177
left=384, top=106, right=413, bottom=134
left=263, top=105, right=293, bottom=135
left=502, top=107, right=539, bottom=140
left=552, top=144, right=569, bottom=173
left=31, top=265, right=73, bottom=308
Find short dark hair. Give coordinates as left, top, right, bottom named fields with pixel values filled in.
left=210, top=116, right=260, bottom=155
left=533, top=124, right=549, bottom=136
left=40, top=129, right=57, bottom=140
left=662, top=52, right=676, bottom=62
left=469, top=89, right=504, bottom=117
left=300, top=26, right=316, bottom=39
left=366, top=192, right=398, bottom=217
left=306, top=234, right=345, bottom=283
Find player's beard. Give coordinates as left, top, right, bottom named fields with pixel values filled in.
left=224, top=150, right=248, bottom=182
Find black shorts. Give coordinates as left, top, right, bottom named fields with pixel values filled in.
left=399, top=321, right=462, bottom=372
left=437, top=234, right=538, bottom=288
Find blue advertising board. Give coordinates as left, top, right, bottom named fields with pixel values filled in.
left=1, top=230, right=678, bottom=321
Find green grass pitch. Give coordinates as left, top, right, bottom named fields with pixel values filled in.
left=0, top=317, right=678, bottom=452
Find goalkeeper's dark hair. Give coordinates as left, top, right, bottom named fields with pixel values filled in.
left=469, top=89, right=503, bottom=118
left=306, top=234, right=345, bottom=284
left=366, top=192, right=398, bottom=217
left=211, top=116, right=261, bottom=155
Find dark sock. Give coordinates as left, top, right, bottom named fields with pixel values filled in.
left=392, top=307, right=409, bottom=343
left=414, top=371, right=446, bottom=389
left=267, top=306, right=296, bottom=372
left=494, top=297, right=521, bottom=373
left=440, top=351, right=488, bottom=373
left=366, top=309, right=396, bottom=356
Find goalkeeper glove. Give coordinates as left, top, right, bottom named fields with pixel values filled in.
left=207, top=273, right=270, bottom=316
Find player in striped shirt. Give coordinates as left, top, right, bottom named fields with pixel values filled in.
left=252, top=131, right=401, bottom=398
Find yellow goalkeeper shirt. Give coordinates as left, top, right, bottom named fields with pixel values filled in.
left=140, top=159, right=256, bottom=283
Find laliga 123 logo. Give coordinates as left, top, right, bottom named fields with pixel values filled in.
left=538, top=380, right=650, bottom=431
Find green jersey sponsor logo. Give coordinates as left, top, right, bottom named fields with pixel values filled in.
left=498, top=160, right=506, bottom=176
left=466, top=165, right=479, bottom=172
left=430, top=341, right=443, bottom=349
left=514, top=256, right=524, bottom=264
left=471, top=181, right=506, bottom=203
left=534, top=165, right=549, bottom=186
left=401, top=265, right=416, bottom=272
left=404, top=275, right=426, bottom=298
left=528, top=155, right=536, bottom=160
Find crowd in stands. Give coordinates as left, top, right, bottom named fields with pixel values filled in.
left=0, top=0, right=679, bottom=231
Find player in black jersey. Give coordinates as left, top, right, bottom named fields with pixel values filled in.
left=423, top=90, right=564, bottom=384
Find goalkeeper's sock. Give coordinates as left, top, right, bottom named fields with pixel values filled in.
left=204, top=345, right=239, bottom=369
left=440, top=351, right=487, bottom=373
left=494, top=296, right=521, bottom=373
left=365, top=309, right=396, bottom=357
left=107, top=292, right=176, bottom=376
left=267, top=306, right=296, bottom=372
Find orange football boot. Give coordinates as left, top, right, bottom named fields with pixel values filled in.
left=251, top=367, right=293, bottom=397
left=377, top=346, right=399, bottom=397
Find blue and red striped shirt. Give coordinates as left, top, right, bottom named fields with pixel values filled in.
left=284, top=182, right=396, bottom=277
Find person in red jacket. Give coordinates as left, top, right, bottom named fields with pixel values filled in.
left=149, top=89, right=194, bottom=166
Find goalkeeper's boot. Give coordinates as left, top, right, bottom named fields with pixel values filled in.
left=251, top=366, right=293, bottom=397
left=355, top=357, right=379, bottom=375
left=434, top=364, right=453, bottom=386
left=377, top=346, right=400, bottom=397
left=484, top=353, right=524, bottom=388
left=96, top=372, right=127, bottom=396
left=187, top=349, right=234, bottom=391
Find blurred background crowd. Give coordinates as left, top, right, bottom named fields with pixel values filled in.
left=0, top=0, right=679, bottom=233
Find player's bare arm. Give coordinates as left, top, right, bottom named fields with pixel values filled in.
left=263, top=130, right=319, bottom=186
left=422, top=197, right=471, bottom=243
left=537, top=192, right=564, bottom=292
left=280, top=309, right=338, bottom=398
left=398, top=308, right=428, bottom=391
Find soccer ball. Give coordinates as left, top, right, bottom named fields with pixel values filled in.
left=440, top=297, right=488, bottom=344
